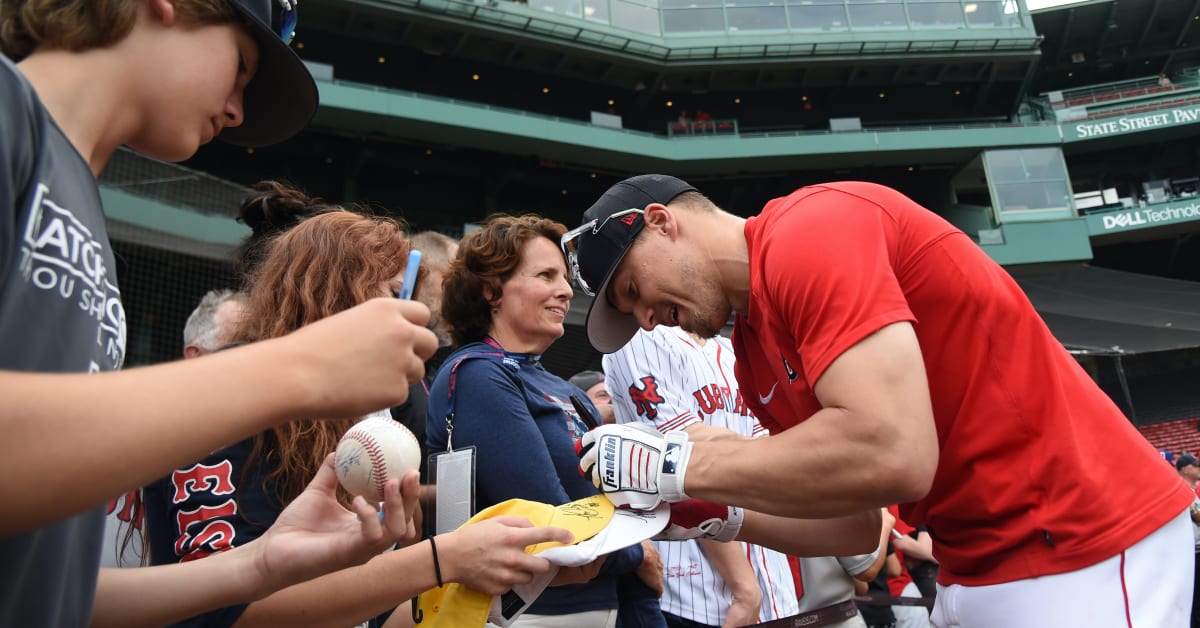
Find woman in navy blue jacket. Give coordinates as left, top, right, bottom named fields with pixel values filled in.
left=428, top=214, right=663, bottom=627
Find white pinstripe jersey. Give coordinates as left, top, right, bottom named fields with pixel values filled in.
left=603, top=327, right=797, bottom=625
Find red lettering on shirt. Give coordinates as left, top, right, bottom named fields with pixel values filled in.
left=174, top=502, right=238, bottom=560
left=171, top=460, right=235, bottom=503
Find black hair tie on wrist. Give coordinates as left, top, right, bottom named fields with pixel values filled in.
left=429, top=536, right=444, bottom=588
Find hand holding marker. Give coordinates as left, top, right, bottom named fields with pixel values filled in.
left=343, top=248, right=422, bottom=517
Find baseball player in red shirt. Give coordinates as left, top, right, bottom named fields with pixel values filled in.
left=565, top=174, right=1195, bottom=627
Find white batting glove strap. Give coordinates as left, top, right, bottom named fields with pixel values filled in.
left=657, top=430, right=692, bottom=504
left=654, top=503, right=743, bottom=542
left=710, top=506, right=743, bottom=542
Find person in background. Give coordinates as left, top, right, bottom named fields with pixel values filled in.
left=103, top=289, right=249, bottom=570
left=182, top=289, right=248, bottom=359
left=674, top=110, right=691, bottom=134
left=894, top=525, right=937, bottom=606
left=409, top=230, right=460, bottom=353
left=144, top=205, right=573, bottom=628
left=604, top=326, right=797, bottom=628
left=788, top=507, right=894, bottom=628
left=883, top=506, right=931, bottom=628
left=393, top=230, right=461, bottom=449
left=234, top=180, right=331, bottom=277
left=571, top=367, right=658, bottom=627
left=428, top=214, right=662, bottom=627
left=1177, top=454, right=1200, bottom=628
left=569, top=369, right=615, bottom=425
left=0, top=1, right=440, bottom=624
left=858, top=563, right=897, bottom=628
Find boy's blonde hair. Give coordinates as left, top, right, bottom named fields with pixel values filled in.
left=1, top=0, right=238, bottom=60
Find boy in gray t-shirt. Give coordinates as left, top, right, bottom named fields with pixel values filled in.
left=0, top=1, right=446, bottom=624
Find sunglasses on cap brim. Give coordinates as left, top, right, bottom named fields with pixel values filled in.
left=559, top=208, right=643, bottom=297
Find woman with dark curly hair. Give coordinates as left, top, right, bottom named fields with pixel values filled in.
left=144, top=197, right=575, bottom=628
left=427, top=214, right=664, bottom=627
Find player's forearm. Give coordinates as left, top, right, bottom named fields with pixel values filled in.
left=92, top=545, right=267, bottom=628
left=684, top=406, right=935, bottom=518
left=0, top=340, right=315, bottom=535
left=683, top=423, right=749, bottom=442
left=233, top=543, right=437, bottom=628
left=738, top=509, right=881, bottom=557
left=698, top=539, right=761, bottom=603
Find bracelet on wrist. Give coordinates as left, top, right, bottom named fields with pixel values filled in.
left=429, top=536, right=444, bottom=588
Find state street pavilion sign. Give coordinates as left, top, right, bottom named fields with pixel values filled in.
left=1068, top=104, right=1200, bottom=141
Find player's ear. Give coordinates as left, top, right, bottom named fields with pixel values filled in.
left=147, top=0, right=178, bottom=27
left=643, top=204, right=678, bottom=239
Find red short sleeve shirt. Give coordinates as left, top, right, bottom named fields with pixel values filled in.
left=732, top=182, right=1193, bottom=586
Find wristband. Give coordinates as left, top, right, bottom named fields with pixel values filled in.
left=658, top=431, right=693, bottom=503
left=714, top=506, right=744, bottom=542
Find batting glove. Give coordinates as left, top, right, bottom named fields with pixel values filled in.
left=654, top=499, right=743, bottom=543
left=576, top=423, right=691, bottom=510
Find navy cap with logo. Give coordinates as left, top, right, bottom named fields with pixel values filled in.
left=221, top=0, right=318, bottom=147
left=569, top=174, right=697, bottom=353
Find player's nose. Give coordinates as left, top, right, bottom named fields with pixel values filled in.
left=636, top=306, right=656, bottom=330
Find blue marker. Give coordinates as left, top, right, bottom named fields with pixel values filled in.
left=396, top=249, right=422, bottom=300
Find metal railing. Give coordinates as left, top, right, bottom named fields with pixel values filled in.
left=665, top=118, right=739, bottom=136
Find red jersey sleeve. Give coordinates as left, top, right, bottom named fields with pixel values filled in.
left=754, top=185, right=917, bottom=386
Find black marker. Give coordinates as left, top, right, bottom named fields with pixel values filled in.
left=570, top=394, right=599, bottom=430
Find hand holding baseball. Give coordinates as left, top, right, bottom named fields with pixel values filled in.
left=335, top=415, right=423, bottom=501
left=250, top=453, right=421, bottom=595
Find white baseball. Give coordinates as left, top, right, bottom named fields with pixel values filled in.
left=335, top=415, right=422, bottom=501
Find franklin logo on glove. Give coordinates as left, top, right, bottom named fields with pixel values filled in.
left=577, top=423, right=692, bottom=511
left=601, top=436, right=620, bottom=491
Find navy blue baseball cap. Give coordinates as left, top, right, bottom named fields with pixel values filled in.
left=221, top=0, right=318, bottom=147
left=566, top=174, right=697, bottom=353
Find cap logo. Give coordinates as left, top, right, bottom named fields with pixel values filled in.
left=620, top=214, right=638, bottom=226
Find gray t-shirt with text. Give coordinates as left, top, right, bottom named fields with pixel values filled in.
left=0, top=55, right=126, bottom=626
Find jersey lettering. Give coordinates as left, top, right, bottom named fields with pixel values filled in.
left=693, top=383, right=726, bottom=415
left=171, top=460, right=236, bottom=503
left=628, top=376, right=666, bottom=419
left=174, top=502, right=238, bottom=560
left=665, top=562, right=703, bottom=579
left=106, top=490, right=143, bottom=529
left=170, top=460, right=239, bottom=559
left=732, top=389, right=752, bottom=417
